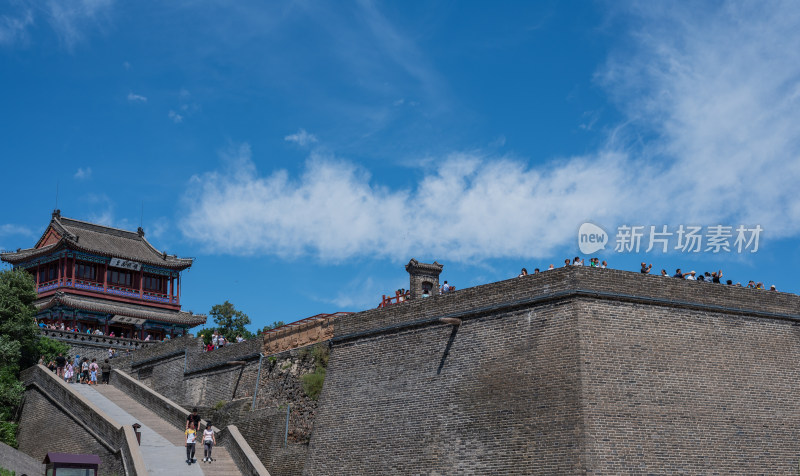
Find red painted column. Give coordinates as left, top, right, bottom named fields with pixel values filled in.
left=177, top=274, right=181, bottom=305
left=139, top=270, right=144, bottom=298
left=35, top=264, right=40, bottom=287
left=103, top=263, right=108, bottom=292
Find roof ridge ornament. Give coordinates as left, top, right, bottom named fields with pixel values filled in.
left=52, top=209, right=61, bottom=219
left=137, top=227, right=145, bottom=237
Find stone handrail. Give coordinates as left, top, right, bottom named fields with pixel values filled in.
left=40, top=328, right=160, bottom=350
left=21, top=364, right=148, bottom=476
left=109, top=368, right=269, bottom=475
left=110, top=369, right=197, bottom=432
left=218, top=425, right=271, bottom=476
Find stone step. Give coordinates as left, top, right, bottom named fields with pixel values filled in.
left=83, top=383, right=244, bottom=476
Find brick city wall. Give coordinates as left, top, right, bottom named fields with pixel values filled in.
left=18, top=365, right=133, bottom=476
left=305, top=266, right=800, bottom=474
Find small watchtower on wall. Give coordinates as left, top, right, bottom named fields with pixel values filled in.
left=405, top=259, right=443, bottom=299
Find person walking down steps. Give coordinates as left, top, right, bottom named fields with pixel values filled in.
left=185, top=421, right=197, bottom=465
left=203, top=422, right=216, bottom=463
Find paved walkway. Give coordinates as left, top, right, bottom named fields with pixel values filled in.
left=71, top=383, right=241, bottom=476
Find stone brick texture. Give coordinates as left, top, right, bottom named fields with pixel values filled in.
left=305, top=266, right=800, bottom=474
left=18, top=366, right=128, bottom=476
left=0, top=441, right=45, bottom=475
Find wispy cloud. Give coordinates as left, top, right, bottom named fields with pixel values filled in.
left=284, top=129, right=318, bottom=147
left=180, top=2, right=800, bottom=262
left=0, top=9, right=34, bottom=46
left=322, top=276, right=383, bottom=309
left=44, top=0, right=114, bottom=50
left=0, top=224, right=34, bottom=237
left=1, top=0, right=112, bottom=49
left=85, top=193, right=115, bottom=227
left=74, top=167, right=92, bottom=180
left=127, top=92, right=147, bottom=103
left=168, top=110, right=183, bottom=123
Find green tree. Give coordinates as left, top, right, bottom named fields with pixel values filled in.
left=209, top=301, right=253, bottom=341
left=0, top=268, right=38, bottom=446
left=259, top=320, right=285, bottom=334
left=0, top=268, right=70, bottom=447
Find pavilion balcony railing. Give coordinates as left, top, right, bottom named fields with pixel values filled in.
left=379, top=290, right=411, bottom=308
left=142, top=291, right=171, bottom=303
left=37, top=279, right=61, bottom=293
left=38, top=278, right=179, bottom=304
left=106, top=284, right=140, bottom=298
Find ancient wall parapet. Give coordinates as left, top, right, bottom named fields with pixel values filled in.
left=262, top=315, right=336, bottom=355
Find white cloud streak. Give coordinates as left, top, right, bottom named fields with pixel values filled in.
left=74, top=167, right=92, bottom=179
left=44, top=0, right=113, bottom=50
left=284, top=129, right=318, bottom=147
left=0, top=9, right=34, bottom=46
left=0, top=224, right=33, bottom=237
left=168, top=110, right=183, bottom=123
left=181, top=2, right=800, bottom=262
left=127, top=92, right=147, bottom=103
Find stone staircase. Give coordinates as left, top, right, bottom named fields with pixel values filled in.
left=72, top=383, right=242, bottom=475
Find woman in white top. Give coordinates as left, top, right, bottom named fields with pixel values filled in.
left=202, top=423, right=216, bottom=463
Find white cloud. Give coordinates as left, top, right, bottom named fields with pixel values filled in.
left=127, top=92, right=147, bottom=103
left=181, top=2, right=800, bottom=262
left=74, top=167, right=92, bottom=180
left=0, top=224, right=33, bottom=237
left=1, top=0, right=112, bottom=49
left=122, top=61, right=130, bottom=70
left=284, top=129, right=318, bottom=147
left=599, top=1, right=800, bottom=235
left=0, top=10, right=34, bottom=46
left=180, top=143, right=633, bottom=261
left=44, top=0, right=114, bottom=50
left=168, top=110, right=183, bottom=123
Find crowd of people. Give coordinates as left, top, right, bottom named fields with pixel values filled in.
left=202, top=330, right=245, bottom=352
left=42, top=352, right=113, bottom=385
left=517, top=257, right=779, bottom=291
left=38, top=320, right=175, bottom=341
left=640, top=262, right=777, bottom=290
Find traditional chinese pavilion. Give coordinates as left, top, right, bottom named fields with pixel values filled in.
left=0, top=210, right=205, bottom=340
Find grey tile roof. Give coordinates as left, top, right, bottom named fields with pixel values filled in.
left=1, top=213, right=193, bottom=270
left=36, top=291, right=206, bottom=326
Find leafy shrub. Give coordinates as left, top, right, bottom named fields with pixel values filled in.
left=302, top=367, right=326, bottom=401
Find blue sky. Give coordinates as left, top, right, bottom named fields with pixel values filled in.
left=2, top=1, right=799, bottom=331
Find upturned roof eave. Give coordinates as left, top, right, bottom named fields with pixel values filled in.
left=1, top=238, right=193, bottom=270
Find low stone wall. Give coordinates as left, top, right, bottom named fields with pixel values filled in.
left=19, top=364, right=148, bottom=476
left=0, top=441, right=45, bottom=475
left=40, top=328, right=158, bottom=362
left=217, top=425, right=272, bottom=476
